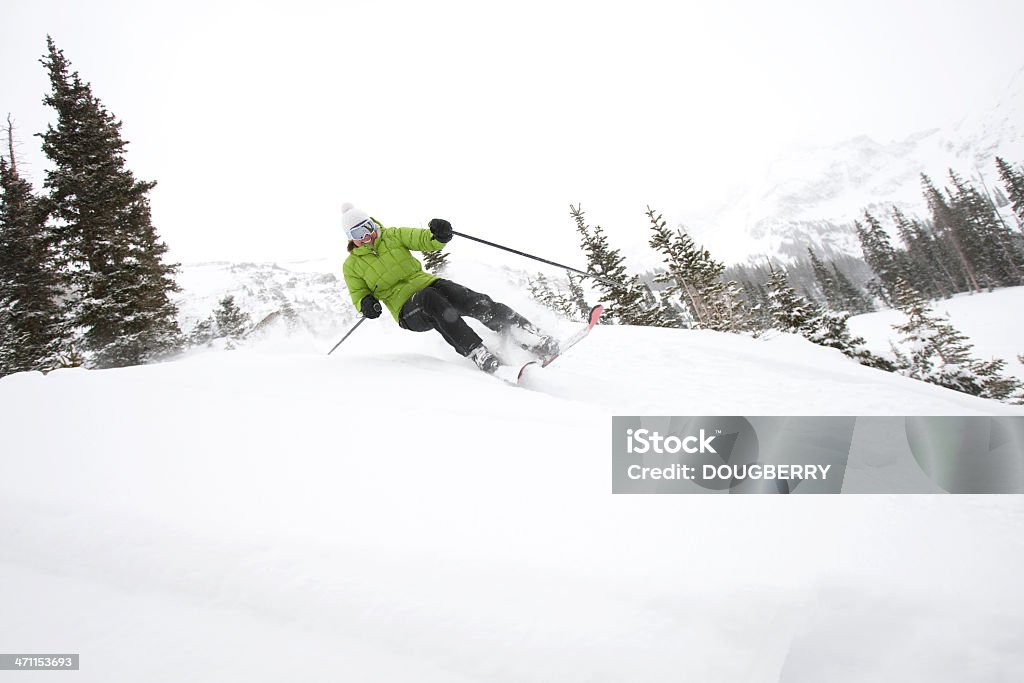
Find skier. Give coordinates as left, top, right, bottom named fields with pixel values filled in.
left=340, top=203, right=558, bottom=373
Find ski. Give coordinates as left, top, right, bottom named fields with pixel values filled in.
left=515, top=305, right=603, bottom=384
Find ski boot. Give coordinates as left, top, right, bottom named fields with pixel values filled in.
left=507, top=323, right=560, bottom=360
left=524, top=334, right=560, bottom=360
left=468, top=344, right=501, bottom=374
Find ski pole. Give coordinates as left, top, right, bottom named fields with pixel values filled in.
left=451, top=230, right=624, bottom=288
left=327, top=315, right=368, bottom=355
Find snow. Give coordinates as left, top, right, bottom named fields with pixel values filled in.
left=2, top=286, right=1023, bottom=681
left=849, top=286, right=1024, bottom=383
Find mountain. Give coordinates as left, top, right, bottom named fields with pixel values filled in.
left=687, top=66, right=1024, bottom=266
left=173, top=258, right=563, bottom=349
left=174, top=259, right=355, bottom=347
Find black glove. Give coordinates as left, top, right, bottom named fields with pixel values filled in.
left=360, top=294, right=382, bottom=319
left=428, top=218, right=453, bottom=243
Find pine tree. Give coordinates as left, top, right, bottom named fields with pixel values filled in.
left=39, top=37, right=182, bottom=368
left=188, top=316, right=218, bottom=347
left=765, top=265, right=818, bottom=333
left=807, top=247, right=842, bottom=310
left=766, top=264, right=891, bottom=370
left=946, top=170, right=1024, bottom=287
left=646, top=206, right=748, bottom=331
left=995, top=156, right=1024, bottom=229
left=921, top=174, right=983, bottom=293
left=214, top=295, right=250, bottom=340
left=890, top=279, right=1022, bottom=402
left=736, top=276, right=773, bottom=331
left=0, top=120, right=64, bottom=376
left=566, top=273, right=591, bottom=321
left=891, top=206, right=960, bottom=297
left=422, top=248, right=449, bottom=274
left=527, top=272, right=590, bottom=322
left=528, top=273, right=567, bottom=317
left=570, top=204, right=668, bottom=327
left=830, top=263, right=874, bottom=314
left=855, top=211, right=911, bottom=305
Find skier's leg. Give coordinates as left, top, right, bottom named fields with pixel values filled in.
left=428, top=279, right=558, bottom=356
left=429, top=279, right=538, bottom=334
left=399, top=286, right=483, bottom=357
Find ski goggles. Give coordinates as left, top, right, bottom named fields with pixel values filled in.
left=347, top=218, right=377, bottom=241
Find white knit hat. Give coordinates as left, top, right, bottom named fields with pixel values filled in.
left=341, top=202, right=376, bottom=240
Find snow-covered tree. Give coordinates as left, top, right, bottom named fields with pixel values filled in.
left=890, top=279, right=1022, bottom=402
left=529, top=271, right=591, bottom=323
left=646, top=206, right=749, bottom=331
left=190, top=295, right=252, bottom=349
left=39, top=37, right=182, bottom=368
left=0, top=121, right=64, bottom=376
left=528, top=273, right=569, bottom=317
left=995, top=156, right=1024, bottom=229
left=571, top=204, right=669, bottom=327
left=214, top=295, right=250, bottom=340
left=765, top=265, right=818, bottom=334
left=766, top=264, right=893, bottom=370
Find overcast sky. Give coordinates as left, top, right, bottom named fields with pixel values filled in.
left=3, top=0, right=1024, bottom=270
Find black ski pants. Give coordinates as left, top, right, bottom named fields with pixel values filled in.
left=398, top=279, right=534, bottom=356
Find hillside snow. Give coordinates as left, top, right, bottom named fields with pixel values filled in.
left=2, top=304, right=1023, bottom=681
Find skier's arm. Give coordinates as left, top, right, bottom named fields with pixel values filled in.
left=391, top=227, right=446, bottom=253
left=342, top=260, right=372, bottom=311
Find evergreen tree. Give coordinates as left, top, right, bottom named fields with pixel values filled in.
left=39, top=37, right=182, bottom=368
left=995, top=156, right=1024, bottom=229
left=565, top=273, right=591, bottom=321
left=422, top=248, right=449, bottom=274
left=0, top=122, right=64, bottom=376
left=830, top=263, right=874, bottom=314
left=946, top=170, right=1024, bottom=287
left=738, top=277, right=772, bottom=331
left=992, top=184, right=1011, bottom=209
left=528, top=273, right=568, bottom=317
left=188, top=316, right=218, bottom=347
left=527, top=272, right=591, bottom=322
left=891, top=206, right=961, bottom=297
left=855, top=211, right=911, bottom=305
left=646, top=206, right=749, bottom=331
left=890, top=279, right=1022, bottom=402
left=765, top=265, right=818, bottom=333
left=190, top=295, right=252, bottom=349
left=807, top=247, right=842, bottom=310
left=214, top=295, right=250, bottom=340
left=921, top=173, right=983, bottom=292
left=766, top=264, right=891, bottom=370
left=656, top=288, right=686, bottom=328
left=571, top=204, right=669, bottom=327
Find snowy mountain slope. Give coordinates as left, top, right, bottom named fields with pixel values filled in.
left=174, top=260, right=354, bottom=342
left=2, top=317, right=1023, bottom=681
left=689, top=66, right=1024, bottom=265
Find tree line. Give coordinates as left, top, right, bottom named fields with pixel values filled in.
left=528, top=161, right=1024, bottom=404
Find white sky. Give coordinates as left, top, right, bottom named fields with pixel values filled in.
left=3, top=0, right=1024, bottom=269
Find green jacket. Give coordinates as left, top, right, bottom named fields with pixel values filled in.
left=342, top=223, right=446, bottom=322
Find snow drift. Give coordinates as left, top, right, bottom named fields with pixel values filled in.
left=2, top=313, right=1023, bottom=682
